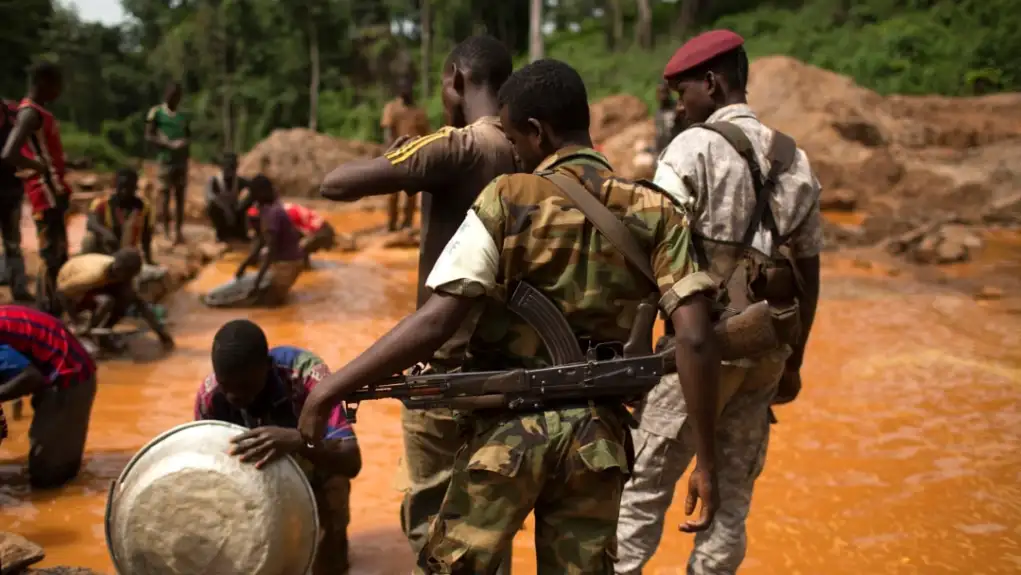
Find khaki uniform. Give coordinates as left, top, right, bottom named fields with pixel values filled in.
left=381, top=98, right=433, bottom=230
left=615, top=104, right=823, bottom=575
left=383, top=117, right=521, bottom=565
left=417, top=147, right=716, bottom=573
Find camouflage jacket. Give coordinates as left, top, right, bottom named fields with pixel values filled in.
left=425, top=146, right=716, bottom=371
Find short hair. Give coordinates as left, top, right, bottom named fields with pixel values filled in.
left=112, top=248, right=142, bottom=272
left=31, top=62, right=62, bottom=87
left=165, top=81, right=182, bottom=98
left=115, top=168, right=138, bottom=186
left=212, top=319, right=268, bottom=376
left=678, top=47, right=749, bottom=94
left=445, top=36, right=513, bottom=91
left=250, top=174, right=274, bottom=200
left=498, top=59, right=590, bottom=135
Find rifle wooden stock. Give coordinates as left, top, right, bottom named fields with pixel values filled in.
left=659, top=300, right=779, bottom=369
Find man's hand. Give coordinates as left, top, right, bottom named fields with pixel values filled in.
left=229, top=426, right=303, bottom=469
left=773, top=368, right=802, bottom=405
left=170, top=138, right=189, bottom=150
left=680, top=464, right=718, bottom=533
left=297, top=397, right=331, bottom=448
left=15, top=160, right=46, bottom=178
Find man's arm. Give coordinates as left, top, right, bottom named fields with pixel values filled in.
left=785, top=255, right=819, bottom=383
left=305, top=293, right=474, bottom=411
left=125, top=285, right=174, bottom=348
left=86, top=212, right=118, bottom=247
left=298, top=438, right=361, bottom=478
left=249, top=225, right=276, bottom=291
left=144, top=108, right=173, bottom=149
left=0, top=347, right=47, bottom=402
left=142, top=209, right=155, bottom=264
left=1, top=108, right=45, bottom=174
left=235, top=235, right=263, bottom=278
left=320, top=127, right=460, bottom=202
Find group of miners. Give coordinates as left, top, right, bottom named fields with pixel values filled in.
left=1, top=27, right=822, bottom=575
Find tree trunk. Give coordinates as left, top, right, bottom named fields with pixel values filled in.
left=529, top=0, right=544, bottom=62
left=635, top=0, right=652, bottom=50
left=675, top=0, right=700, bottom=39
left=421, top=0, right=431, bottom=97
left=308, top=20, right=320, bottom=131
left=606, top=0, right=623, bottom=51
left=220, top=10, right=233, bottom=153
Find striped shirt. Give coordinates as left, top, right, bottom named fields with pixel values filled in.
left=195, top=346, right=355, bottom=442
left=0, top=305, right=96, bottom=389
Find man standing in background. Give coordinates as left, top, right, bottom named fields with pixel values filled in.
left=0, top=99, right=31, bottom=302
left=146, top=82, right=190, bottom=245
left=1, top=62, right=72, bottom=316
left=379, top=76, right=431, bottom=232
left=654, top=79, right=681, bottom=155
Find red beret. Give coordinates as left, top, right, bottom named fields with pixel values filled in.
left=663, top=30, right=745, bottom=80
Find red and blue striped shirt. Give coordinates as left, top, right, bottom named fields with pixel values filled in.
left=0, top=305, right=96, bottom=388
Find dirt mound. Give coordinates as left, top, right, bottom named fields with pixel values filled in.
left=593, top=56, right=1021, bottom=262
left=590, top=94, right=649, bottom=147
left=238, top=129, right=382, bottom=199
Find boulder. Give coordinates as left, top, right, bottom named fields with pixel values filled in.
left=0, top=532, right=45, bottom=574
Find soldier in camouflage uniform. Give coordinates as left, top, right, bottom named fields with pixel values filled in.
left=615, top=30, right=823, bottom=575
left=300, top=59, right=723, bottom=574
left=319, top=36, right=519, bottom=572
left=654, top=80, right=680, bottom=155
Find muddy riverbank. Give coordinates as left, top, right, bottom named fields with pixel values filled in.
left=1, top=204, right=1019, bottom=574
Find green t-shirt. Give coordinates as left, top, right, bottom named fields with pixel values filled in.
left=146, top=104, right=189, bottom=165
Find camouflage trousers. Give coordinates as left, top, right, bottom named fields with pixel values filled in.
left=615, top=352, right=787, bottom=575
left=415, top=404, right=631, bottom=575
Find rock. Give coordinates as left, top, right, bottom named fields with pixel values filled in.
left=381, top=229, right=420, bottom=249
left=939, top=224, right=983, bottom=250
left=934, top=237, right=969, bottom=264
left=197, top=241, right=228, bottom=262
left=335, top=232, right=358, bottom=253
left=974, top=286, right=1004, bottom=301
left=27, top=568, right=106, bottom=575
left=820, top=188, right=857, bottom=211
left=913, top=233, right=940, bottom=264
left=0, top=531, right=45, bottom=573
left=589, top=94, right=648, bottom=146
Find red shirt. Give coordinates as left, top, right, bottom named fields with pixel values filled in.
left=18, top=99, right=71, bottom=214
left=247, top=202, right=324, bottom=235
left=0, top=305, right=95, bottom=388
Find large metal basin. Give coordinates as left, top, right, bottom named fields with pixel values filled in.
left=105, top=421, right=319, bottom=575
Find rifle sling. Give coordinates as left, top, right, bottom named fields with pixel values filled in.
left=541, top=171, right=657, bottom=286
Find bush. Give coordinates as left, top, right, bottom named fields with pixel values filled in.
left=61, top=123, right=132, bottom=172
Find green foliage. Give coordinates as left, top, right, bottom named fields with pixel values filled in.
left=2, top=0, right=1018, bottom=174
left=62, top=124, right=131, bottom=171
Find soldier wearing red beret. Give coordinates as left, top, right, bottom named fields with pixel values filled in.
left=616, top=30, right=824, bottom=575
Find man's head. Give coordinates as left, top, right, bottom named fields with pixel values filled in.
left=221, top=152, right=238, bottom=179
left=108, top=248, right=143, bottom=283
left=663, top=30, right=748, bottom=129
left=441, top=35, right=513, bottom=128
left=249, top=174, right=275, bottom=205
left=30, top=62, right=63, bottom=103
left=497, top=59, right=590, bottom=172
left=114, top=168, right=138, bottom=201
left=211, top=319, right=271, bottom=409
left=164, top=82, right=183, bottom=110
left=397, top=76, right=414, bottom=104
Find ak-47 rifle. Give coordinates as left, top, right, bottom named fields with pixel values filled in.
left=343, top=282, right=786, bottom=422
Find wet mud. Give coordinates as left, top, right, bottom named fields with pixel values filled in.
left=2, top=208, right=1020, bottom=574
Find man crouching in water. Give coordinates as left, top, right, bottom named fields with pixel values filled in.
left=58, top=247, right=174, bottom=354
left=195, top=319, right=361, bottom=574
left=232, top=176, right=305, bottom=305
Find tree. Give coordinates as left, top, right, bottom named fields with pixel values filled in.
left=635, top=0, right=652, bottom=50
left=421, top=0, right=431, bottom=98
left=529, top=0, right=544, bottom=61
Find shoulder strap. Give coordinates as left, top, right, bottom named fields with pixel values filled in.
left=541, top=171, right=657, bottom=285
left=694, top=121, right=797, bottom=248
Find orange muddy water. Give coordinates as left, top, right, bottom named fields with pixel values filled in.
left=2, top=209, right=1020, bottom=574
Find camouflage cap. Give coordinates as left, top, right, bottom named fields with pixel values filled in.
left=663, top=29, right=744, bottom=80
